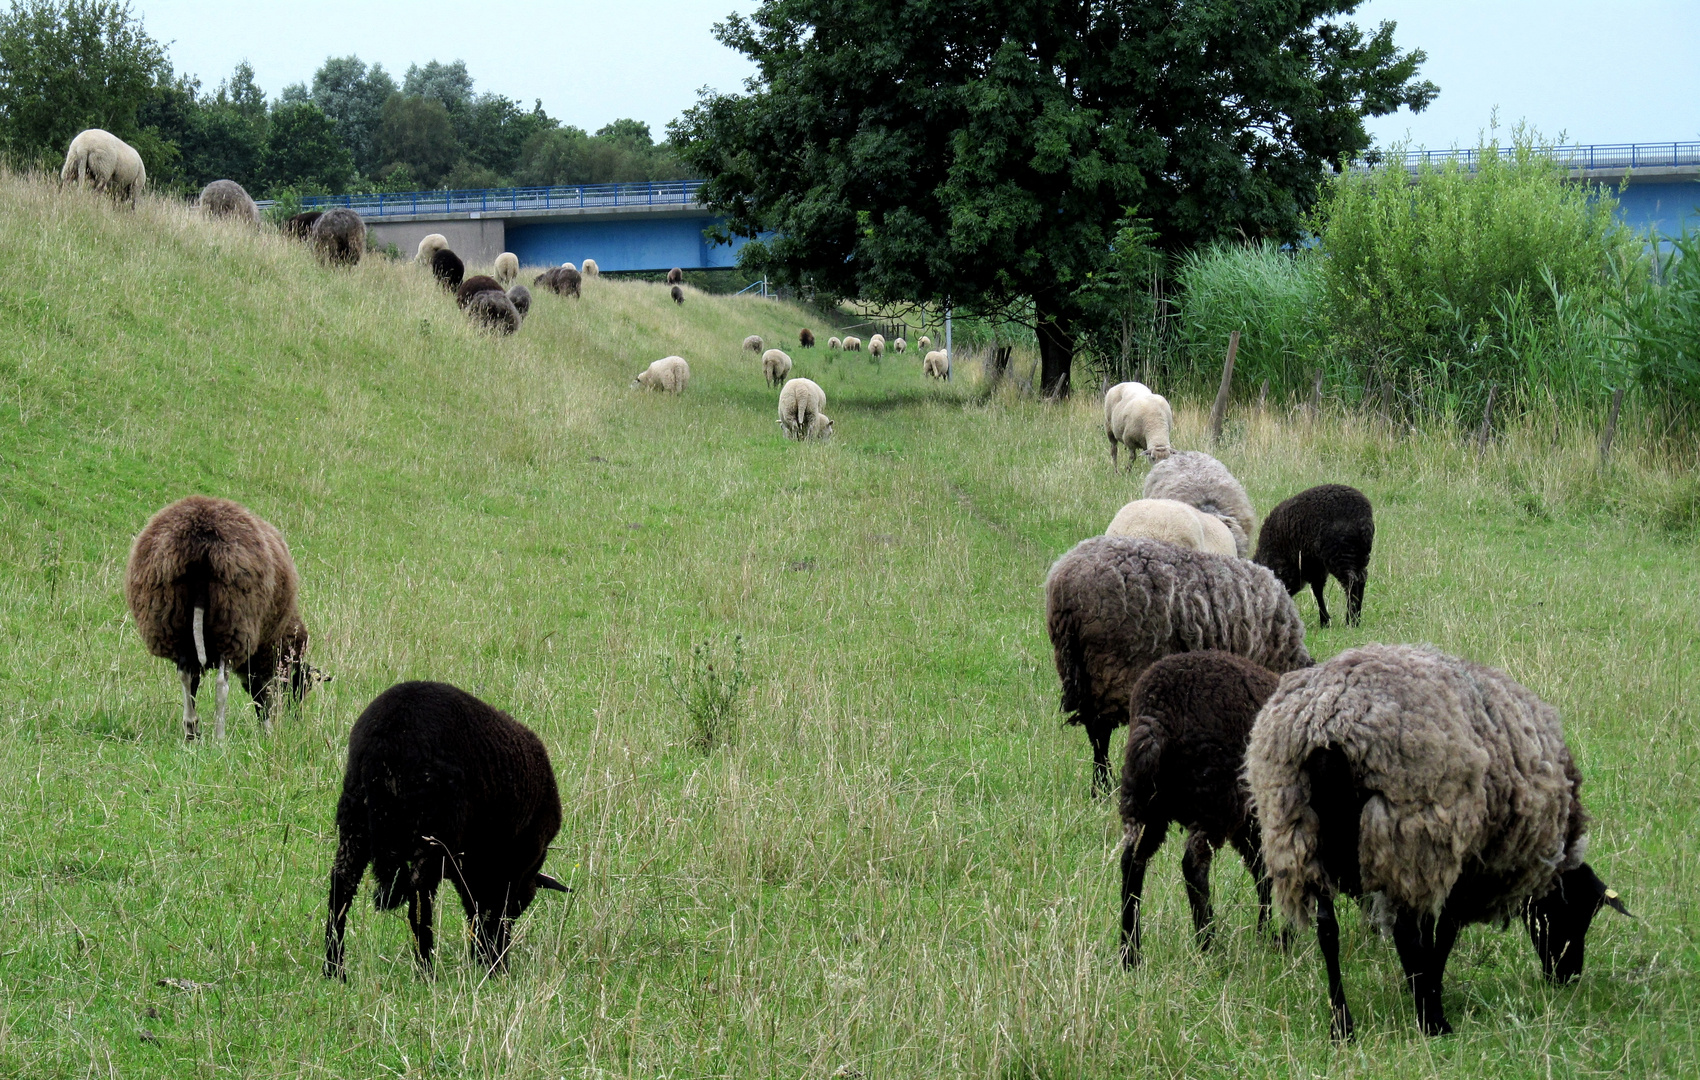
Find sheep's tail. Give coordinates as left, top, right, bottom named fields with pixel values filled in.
left=1048, top=599, right=1089, bottom=726
left=1117, top=721, right=1165, bottom=821
left=192, top=606, right=208, bottom=667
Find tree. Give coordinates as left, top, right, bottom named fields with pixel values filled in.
left=376, top=94, right=459, bottom=187
left=0, top=0, right=167, bottom=167
left=459, top=93, right=555, bottom=178
left=402, top=59, right=473, bottom=114
left=672, top=0, right=1436, bottom=396
left=262, top=100, right=353, bottom=194
left=308, top=55, right=396, bottom=177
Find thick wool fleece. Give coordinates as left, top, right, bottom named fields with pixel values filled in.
left=1253, top=483, right=1375, bottom=627
left=198, top=179, right=260, bottom=225
left=778, top=378, right=830, bottom=438
left=433, top=249, right=466, bottom=290
left=457, top=275, right=504, bottom=308
left=636, top=356, right=690, bottom=393
left=1143, top=451, right=1256, bottom=556
left=1247, top=644, right=1587, bottom=928
left=466, top=290, right=520, bottom=334
left=1106, top=498, right=1237, bottom=558
left=416, top=233, right=449, bottom=262
left=1104, top=382, right=1174, bottom=466
left=762, top=349, right=793, bottom=386
left=61, top=128, right=146, bottom=205
left=493, top=252, right=519, bottom=285
left=310, top=208, right=365, bottom=267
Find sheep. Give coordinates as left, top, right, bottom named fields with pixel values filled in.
left=1104, top=381, right=1174, bottom=468
left=466, top=289, right=520, bottom=335
left=918, top=335, right=932, bottom=350
left=1118, top=651, right=1283, bottom=966
left=125, top=496, right=320, bottom=740
left=456, top=275, right=504, bottom=308
left=581, top=258, right=599, bottom=276
left=198, top=179, right=260, bottom=225
left=283, top=211, right=323, bottom=239
left=635, top=355, right=689, bottom=393
left=1106, top=498, right=1237, bottom=558
left=60, top=128, right=145, bottom=207
left=1045, top=536, right=1310, bottom=794
left=922, top=350, right=948, bottom=378
left=743, top=335, right=764, bottom=354
left=506, top=284, right=531, bottom=318
left=323, top=681, right=569, bottom=977
left=309, top=208, right=365, bottom=267
left=799, top=328, right=815, bottom=349
left=1143, top=451, right=1256, bottom=557
left=778, top=377, right=833, bottom=440
left=493, top=252, right=519, bottom=285
left=1252, top=484, right=1374, bottom=628
left=432, top=248, right=465, bottom=290
left=894, top=337, right=906, bottom=354
left=560, top=262, right=577, bottom=272
left=827, top=337, right=842, bottom=351
left=1246, top=644, right=1630, bottom=1039
left=763, top=348, right=793, bottom=387
left=667, top=267, right=683, bottom=284
left=416, top=233, right=449, bottom=262
left=842, top=336, right=862, bottom=352
left=869, top=337, right=885, bottom=359
left=533, top=265, right=580, bottom=298
left=671, top=284, right=685, bottom=305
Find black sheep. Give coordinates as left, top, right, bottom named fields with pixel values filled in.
left=670, top=284, right=685, bottom=305
left=1119, top=651, right=1283, bottom=965
left=799, top=327, right=815, bottom=348
left=506, top=284, right=531, bottom=318
left=323, top=681, right=569, bottom=977
left=456, top=274, right=504, bottom=308
left=282, top=211, right=323, bottom=239
left=1253, top=484, right=1374, bottom=628
left=466, top=289, right=520, bottom=334
left=432, top=248, right=465, bottom=291
left=534, top=265, right=581, bottom=298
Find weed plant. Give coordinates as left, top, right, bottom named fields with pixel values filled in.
left=664, top=635, right=750, bottom=753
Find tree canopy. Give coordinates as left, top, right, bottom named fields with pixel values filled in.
left=672, top=0, right=1437, bottom=395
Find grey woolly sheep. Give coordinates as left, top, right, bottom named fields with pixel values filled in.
left=60, top=128, right=146, bottom=207
left=743, top=335, right=764, bottom=354
left=457, top=275, right=504, bottom=308
left=493, top=252, right=519, bottom=285
left=671, top=284, right=685, bottom=304
left=324, top=681, right=569, bottom=977
left=1105, top=381, right=1174, bottom=468
left=1247, top=645, right=1629, bottom=1039
left=1119, top=651, right=1283, bottom=966
left=310, top=207, right=365, bottom=267
left=893, top=337, right=906, bottom=354
left=918, top=335, right=932, bottom=350
left=922, top=350, right=948, bottom=379
left=581, top=258, right=599, bottom=276
left=635, top=355, right=689, bottom=393
left=466, top=289, right=520, bottom=334
left=198, top=179, right=260, bottom=225
left=416, top=233, right=449, bottom=262
left=763, top=348, right=793, bottom=387
left=283, top=211, right=323, bottom=239
left=827, top=336, right=842, bottom=351
left=1143, top=451, right=1256, bottom=556
left=842, top=336, right=862, bottom=352
left=433, top=248, right=465, bottom=290
left=1253, top=484, right=1374, bottom=628
left=1045, top=536, right=1310, bottom=794
left=1106, top=498, right=1237, bottom=558
left=125, top=496, right=321, bottom=740
left=778, top=377, right=832, bottom=440
left=506, top=284, right=531, bottom=318
left=799, top=328, right=815, bottom=349
left=667, top=267, right=683, bottom=284
left=534, top=265, right=580, bottom=298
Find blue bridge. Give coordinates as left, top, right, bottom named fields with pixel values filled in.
left=304, top=141, right=1699, bottom=272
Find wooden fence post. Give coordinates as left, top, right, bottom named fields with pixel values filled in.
left=1475, top=384, right=1498, bottom=459
left=1308, top=370, right=1324, bottom=418
left=1599, top=386, right=1624, bottom=469
left=1208, top=330, right=1240, bottom=443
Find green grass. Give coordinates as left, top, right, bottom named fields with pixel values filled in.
left=1, top=175, right=1697, bottom=1078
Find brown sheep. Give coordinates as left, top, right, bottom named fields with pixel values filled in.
left=309, top=207, right=365, bottom=267
left=198, top=179, right=260, bottom=225
left=283, top=211, right=324, bottom=239
left=456, top=275, right=504, bottom=308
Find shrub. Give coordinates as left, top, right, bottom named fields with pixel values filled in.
left=1174, top=241, right=1324, bottom=397
left=663, top=634, right=749, bottom=753
left=1615, top=229, right=1700, bottom=417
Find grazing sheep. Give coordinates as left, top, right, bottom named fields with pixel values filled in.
left=59, top=128, right=146, bottom=207
left=309, top=208, right=365, bottom=267
left=534, top=265, right=580, bottom=298
left=1119, top=651, right=1283, bottom=966
left=560, top=262, right=577, bottom=272
left=283, top=211, right=323, bottom=239
left=198, top=179, right=260, bottom=225
left=919, top=335, right=932, bottom=350
left=506, top=284, right=531, bottom=318
left=743, top=335, right=764, bottom=354
left=323, top=681, right=569, bottom=977
left=1247, top=645, right=1629, bottom=1039
left=762, top=348, right=793, bottom=387
left=456, top=275, right=504, bottom=308
left=827, top=337, right=842, bottom=351
left=799, top=328, right=815, bottom=349
left=493, top=252, right=519, bottom=285
left=416, top=234, right=449, bottom=262
left=894, top=337, right=906, bottom=354
left=1106, top=499, right=1237, bottom=558
left=667, top=267, right=683, bottom=284
left=466, top=289, right=520, bottom=334
left=1045, top=536, right=1310, bottom=794
left=1105, top=382, right=1175, bottom=468
left=1143, top=451, right=1256, bottom=557
left=125, top=496, right=319, bottom=740
left=671, top=284, right=685, bottom=304
left=581, top=258, right=599, bottom=276
left=1253, top=484, right=1374, bottom=628
left=432, top=248, right=465, bottom=290
left=778, top=377, right=833, bottom=440
left=635, top=355, right=690, bottom=393
left=842, top=336, right=862, bottom=352
left=923, top=350, right=948, bottom=378
left=869, top=338, right=885, bottom=359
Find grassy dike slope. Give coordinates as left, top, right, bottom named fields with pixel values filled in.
left=0, top=177, right=1696, bottom=1078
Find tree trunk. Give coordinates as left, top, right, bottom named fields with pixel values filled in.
left=1035, top=297, right=1074, bottom=399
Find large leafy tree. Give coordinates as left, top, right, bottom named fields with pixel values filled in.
left=673, top=0, right=1437, bottom=395
left=305, top=55, right=397, bottom=178
left=263, top=100, right=353, bottom=193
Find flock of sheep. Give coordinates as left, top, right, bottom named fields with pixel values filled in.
left=66, top=125, right=1627, bottom=1041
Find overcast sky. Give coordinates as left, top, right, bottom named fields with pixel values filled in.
left=136, top=0, right=1698, bottom=148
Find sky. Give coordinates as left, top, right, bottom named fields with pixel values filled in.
left=135, top=0, right=1699, bottom=149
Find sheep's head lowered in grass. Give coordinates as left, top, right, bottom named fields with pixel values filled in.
left=1525, top=863, right=1631, bottom=983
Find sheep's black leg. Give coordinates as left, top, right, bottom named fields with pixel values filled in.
left=1345, top=570, right=1366, bottom=626
left=1392, top=910, right=1455, bottom=1036
left=473, top=906, right=512, bottom=970
left=1230, top=826, right=1287, bottom=950
left=179, top=667, right=200, bottom=741
left=1181, top=830, right=1218, bottom=951
left=323, top=831, right=368, bottom=979
left=407, top=886, right=437, bottom=975
left=1089, top=723, right=1114, bottom=797
left=1308, top=568, right=1331, bottom=628
left=1119, top=821, right=1168, bottom=967
left=1316, top=893, right=1354, bottom=1040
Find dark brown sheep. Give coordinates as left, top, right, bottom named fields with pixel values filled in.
left=466, top=289, right=520, bottom=334
left=799, top=327, right=815, bottom=348
left=670, top=284, right=685, bottom=305
left=432, top=248, right=465, bottom=290
left=283, top=211, right=323, bottom=239
left=309, top=207, right=365, bottom=267
left=666, top=267, right=683, bottom=284
left=1253, top=484, right=1375, bottom=628
left=533, top=265, right=581, bottom=298
left=1118, top=651, right=1282, bottom=966
left=506, top=284, right=531, bottom=318
left=324, top=681, right=569, bottom=978
left=456, top=275, right=504, bottom=308
left=125, top=496, right=319, bottom=739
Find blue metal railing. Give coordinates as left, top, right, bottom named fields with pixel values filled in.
left=300, top=178, right=708, bottom=218
left=1371, top=140, right=1700, bottom=173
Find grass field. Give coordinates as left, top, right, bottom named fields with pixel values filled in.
left=1, top=176, right=1697, bottom=1078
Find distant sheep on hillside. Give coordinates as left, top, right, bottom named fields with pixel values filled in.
left=432, top=249, right=465, bottom=290
left=743, top=335, right=763, bottom=354
left=635, top=355, right=690, bottom=393
left=778, top=378, right=833, bottom=440
left=416, top=234, right=449, bottom=262
left=763, top=348, right=793, bottom=387
left=827, top=337, right=842, bottom=351
left=581, top=258, right=599, bottom=276
left=843, top=336, right=862, bottom=352
left=309, top=208, right=365, bottom=267
left=667, top=267, right=683, bottom=284
left=534, top=265, right=580, bottom=298
left=283, top=211, right=323, bottom=239
left=671, top=284, right=685, bottom=304
left=799, top=328, right=815, bottom=348
left=198, top=180, right=260, bottom=225
left=60, top=128, right=146, bottom=207
left=493, top=252, right=519, bottom=285
left=466, top=289, right=521, bottom=334
left=507, top=284, right=531, bottom=318
left=457, top=275, right=504, bottom=308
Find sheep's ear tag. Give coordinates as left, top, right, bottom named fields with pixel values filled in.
left=1601, top=887, right=1631, bottom=917
left=535, top=872, right=572, bottom=893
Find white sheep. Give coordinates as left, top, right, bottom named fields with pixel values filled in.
left=893, top=337, right=907, bottom=354
left=635, top=355, right=690, bottom=393
left=869, top=337, right=885, bottom=358
left=843, top=336, right=862, bottom=352
left=581, top=258, right=599, bottom=276
left=762, top=348, right=793, bottom=387
left=923, top=350, right=948, bottom=378
left=493, top=252, right=519, bottom=285
left=918, top=335, right=932, bottom=350
left=743, top=335, right=764, bottom=354
left=416, top=234, right=449, bottom=262
left=1105, top=499, right=1237, bottom=557
left=1105, top=381, right=1175, bottom=469
left=778, top=378, right=833, bottom=440
left=60, top=128, right=146, bottom=207
left=560, top=261, right=577, bottom=272
left=827, top=337, right=842, bottom=351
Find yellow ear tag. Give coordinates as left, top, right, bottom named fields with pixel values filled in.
left=1605, top=889, right=1619, bottom=900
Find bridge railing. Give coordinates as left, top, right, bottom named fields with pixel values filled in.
left=301, top=178, right=708, bottom=218
left=1368, top=140, right=1700, bottom=173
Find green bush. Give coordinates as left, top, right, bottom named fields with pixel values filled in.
left=1174, top=241, right=1324, bottom=396
left=1615, top=229, right=1700, bottom=415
